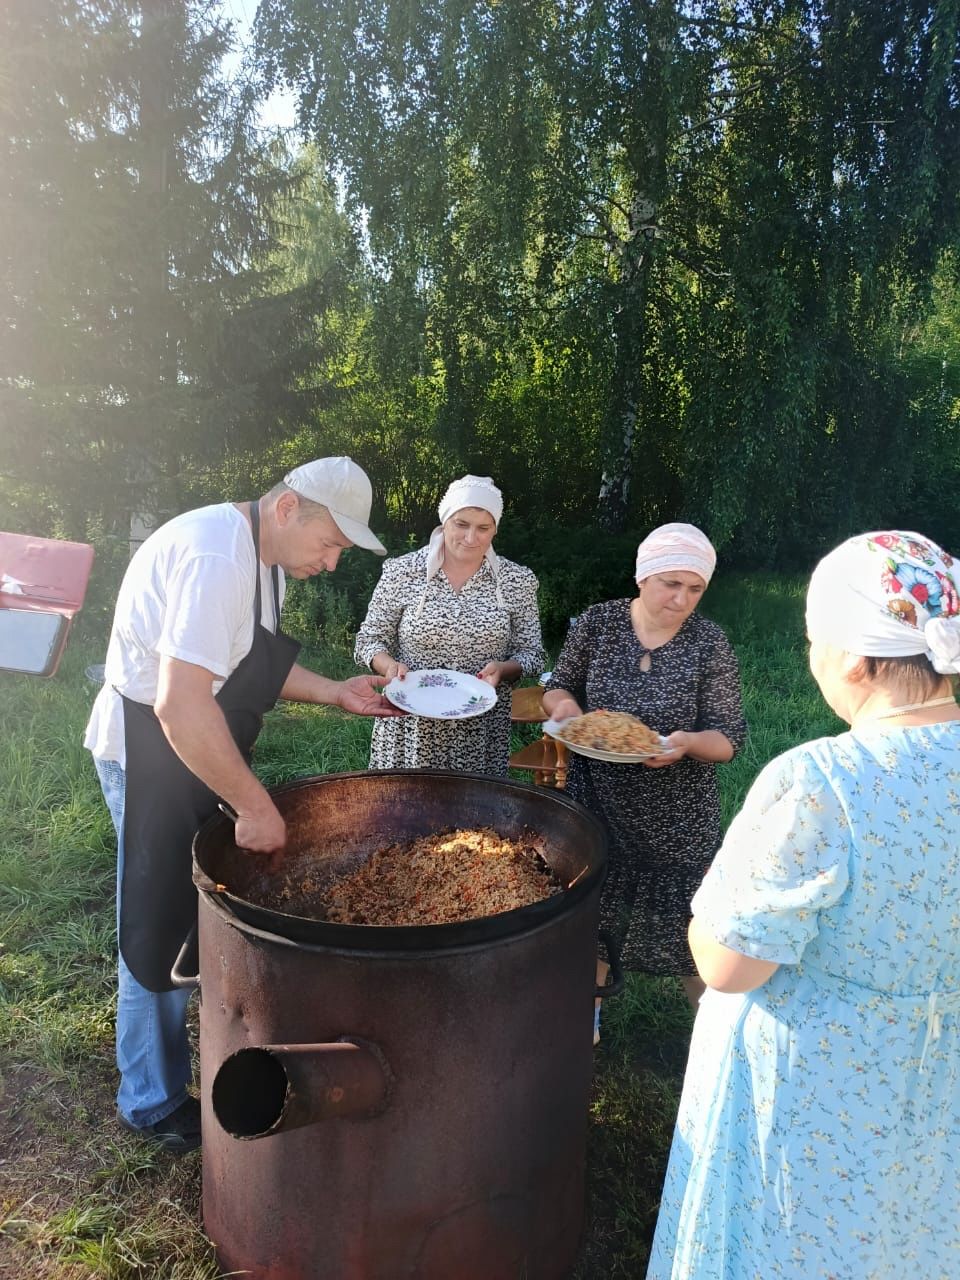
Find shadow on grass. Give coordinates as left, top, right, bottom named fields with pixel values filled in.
left=572, top=975, right=692, bottom=1279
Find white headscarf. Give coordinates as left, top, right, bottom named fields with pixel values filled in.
left=634, top=522, right=716, bottom=586
left=437, top=475, right=503, bottom=526
left=806, top=531, right=960, bottom=674
left=417, top=476, right=505, bottom=617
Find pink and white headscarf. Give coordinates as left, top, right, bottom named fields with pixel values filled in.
left=806, top=531, right=960, bottom=674
left=634, top=522, right=716, bottom=587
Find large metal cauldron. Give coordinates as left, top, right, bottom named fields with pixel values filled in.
left=189, top=770, right=613, bottom=1280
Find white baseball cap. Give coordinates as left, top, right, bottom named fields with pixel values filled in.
left=283, top=457, right=387, bottom=555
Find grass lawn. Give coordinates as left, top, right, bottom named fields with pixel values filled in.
left=0, top=573, right=840, bottom=1278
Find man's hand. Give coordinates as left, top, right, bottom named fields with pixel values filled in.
left=233, top=799, right=287, bottom=853
left=336, top=673, right=406, bottom=716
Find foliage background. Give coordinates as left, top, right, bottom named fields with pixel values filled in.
left=2, top=0, right=959, bottom=638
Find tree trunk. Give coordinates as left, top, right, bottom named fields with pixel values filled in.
left=130, top=0, right=179, bottom=555
left=595, top=182, right=664, bottom=532
left=596, top=254, right=649, bottom=532
left=594, top=0, right=676, bottom=532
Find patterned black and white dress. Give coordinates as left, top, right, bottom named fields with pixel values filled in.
left=545, top=600, right=747, bottom=974
left=355, top=547, right=545, bottom=774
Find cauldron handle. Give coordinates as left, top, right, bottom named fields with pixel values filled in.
left=170, top=923, right=199, bottom=990
left=595, top=930, right=625, bottom=999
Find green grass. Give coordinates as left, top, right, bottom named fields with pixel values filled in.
left=0, top=575, right=831, bottom=1277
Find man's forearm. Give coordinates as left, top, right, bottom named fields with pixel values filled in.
left=154, top=655, right=286, bottom=851
left=156, top=692, right=273, bottom=816
left=279, top=662, right=344, bottom=706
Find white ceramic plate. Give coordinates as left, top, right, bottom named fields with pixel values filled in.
left=543, top=717, right=671, bottom=764
left=384, top=668, right=498, bottom=720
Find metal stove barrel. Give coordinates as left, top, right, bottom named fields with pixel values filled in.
left=192, top=770, right=610, bottom=1280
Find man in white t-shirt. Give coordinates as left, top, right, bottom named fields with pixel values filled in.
left=85, top=456, right=400, bottom=1152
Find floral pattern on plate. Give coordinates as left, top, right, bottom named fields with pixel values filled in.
left=417, top=672, right=459, bottom=689
left=384, top=668, right=497, bottom=720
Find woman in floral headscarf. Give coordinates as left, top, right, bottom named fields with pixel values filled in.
left=354, top=475, right=544, bottom=774
left=648, top=530, right=960, bottom=1280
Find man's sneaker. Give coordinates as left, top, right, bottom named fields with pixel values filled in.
left=117, top=1095, right=201, bottom=1154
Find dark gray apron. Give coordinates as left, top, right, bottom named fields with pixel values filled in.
left=118, top=502, right=301, bottom=992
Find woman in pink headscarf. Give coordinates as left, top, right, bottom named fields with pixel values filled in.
left=542, top=523, right=746, bottom=1009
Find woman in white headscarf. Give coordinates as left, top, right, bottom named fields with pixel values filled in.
left=648, top=530, right=960, bottom=1280
left=354, top=475, right=545, bottom=774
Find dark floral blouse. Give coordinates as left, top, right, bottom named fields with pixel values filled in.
left=545, top=600, right=747, bottom=974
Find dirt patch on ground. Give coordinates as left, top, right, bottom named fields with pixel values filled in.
left=0, top=1056, right=116, bottom=1194
left=0, top=1053, right=204, bottom=1278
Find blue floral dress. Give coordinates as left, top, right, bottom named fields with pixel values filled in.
left=648, top=721, right=960, bottom=1280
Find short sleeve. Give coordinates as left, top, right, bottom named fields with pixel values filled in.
left=158, top=554, right=249, bottom=678
left=691, top=748, right=851, bottom=964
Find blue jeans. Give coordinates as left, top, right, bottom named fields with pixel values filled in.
left=94, top=757, right=193, bottom=1128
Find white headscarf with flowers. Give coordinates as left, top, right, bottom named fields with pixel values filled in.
left=806, top=531, right=960, bottom=674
